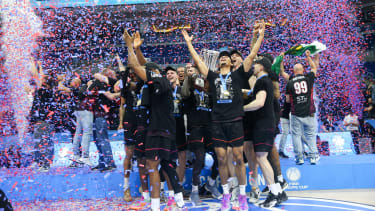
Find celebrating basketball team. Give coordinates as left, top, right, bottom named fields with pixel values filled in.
left=108, top=20, right=320, bottom=211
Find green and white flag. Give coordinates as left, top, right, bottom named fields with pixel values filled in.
left=271, top=41, right=327, bottom=75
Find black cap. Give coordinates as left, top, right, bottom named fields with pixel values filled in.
left=254, top=57, right=272, bottom=72
left=230, top=49, right=243, bottom=59
left=165, top=66, right=177, bottom=72
left=145, top=62, right=161, bottom=72
left=258, top=53, right=274, bottom=64
left=218, top=51, right=231, bottom=60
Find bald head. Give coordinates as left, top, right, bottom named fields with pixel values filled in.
left=293, top=63, right=304, bottom=74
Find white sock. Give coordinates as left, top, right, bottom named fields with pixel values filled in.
left=269, top=183, right=282, bottom=195
left=168, top=190, right=175, bottom=198
left=123, top=177, right=129, bottom=190
left=222, top=183, right=230, bottom=195
left=208, top=176, right=216, bottom=186
left=142, top=191, right=150, bottom=200
left=192, top=185, right=199, bottom=193
left=239, top=185, right=246, bottom=195
left=251, top=177, right=259, bottom=188
left=231, top=177, right=239, bottom=188
left=151, top=198, right=160, bottom=210
left=160, top=182, right=165, bottom=191
left=277, top=175, right=284, bottom=183
left=175, top=192, right=185, bottom=208
left=276, top=182, right=282, bottom=194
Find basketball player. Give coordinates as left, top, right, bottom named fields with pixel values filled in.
left=181, top=20, right=265, bottom=211
left=124, top=30, right=185, bottom=211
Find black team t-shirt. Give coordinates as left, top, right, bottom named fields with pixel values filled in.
left=184, top=88, right=212, bottom=126
left=207, top=65, right=250, bottom=122
left=89, top=77, right=117, bottom=117
left=122, top=82, right=145, bottom=125
left=172, top=86, right=185, bottom=136
left=146, top=71, right=175, bottom=137
left=252, top=75, right=275, bottom=129
left=286, top=72, right=316, bottom=117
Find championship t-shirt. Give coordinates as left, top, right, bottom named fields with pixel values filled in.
left=207, top=65, right=250, bottom=121
left=185, top=88, right=212, bottom=126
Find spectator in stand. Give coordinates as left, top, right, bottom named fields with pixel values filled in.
left=364, top=97, right=375, bottom=119
left=321, top=114, right=344, bottom=132
left=343, top=110, right=361, bottom=154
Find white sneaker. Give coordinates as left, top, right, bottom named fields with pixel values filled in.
left=29, top=162, right=38, bottom=169
left=230, top=186, right=239, bottom=202
left=79, top=157, right=94, bottom=166
left=38, top=166, right=50, bottom=172
left=70, top=155, right=80, bottom=162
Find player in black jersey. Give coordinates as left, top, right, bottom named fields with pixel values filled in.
left=286, top=50, right=320, bottom=165
left=181, top=64, right=222, bottom=205
left=166, top=66, right=187, bottom=188
left=182, top=21, right=265, bottom=211
left=124, top=30, right=185, bottom=211
left=243, top=57, right=283, bottom=208
left=118, top=51, right=151, bottom=202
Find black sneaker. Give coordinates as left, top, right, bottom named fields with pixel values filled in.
left=260, top=186, right=269, bottom=195
left=277, top=191, right=288, bottom=204
left=278, top=151, right=289, bottom=158
left=279, top=179, right=288, bottom=191
left=100, top=166, right=116, bottom=172
left=259, top=192, right=278, bottom=208
left=68, top=162, right=83, bottom=168
left=91, top=165, right=102, bottom=171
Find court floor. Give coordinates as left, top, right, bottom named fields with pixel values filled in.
left=11, top=189, right=375, bottom=211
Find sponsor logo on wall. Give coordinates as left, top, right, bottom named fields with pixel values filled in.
left=286, top=167, right=308, bottom=190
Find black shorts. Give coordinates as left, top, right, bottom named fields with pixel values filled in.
left=123, top=121, right=137, bottom=146
left=211, top=120, right=244, bottom=148
left=145, top=133, right=178, bottom=161
left=252, top=127, right=276, bottom=152
left=243, top=114, right=255, bottom=141
left=187, top=125, right=212, bottom=151
left=176, top=117, right=187, bottom=151
left=134, top=126, right=147, bottom=158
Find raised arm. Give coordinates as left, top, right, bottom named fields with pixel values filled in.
left=116, top=54, right=126, bottom=72
left=250, top=20, right=260, bottom=51
left=133, top=31, right=147, bottom=66
left=123, top=30, right=147, bottom=81
left=279, top=53, right=290, bottom=81
left=181, top=30, right=209, bottom=77
left=313, top=52, right=320, bottom=70
left=306, top=50, right=317, bottom=75
left=243, top=21, right=265, bottom=72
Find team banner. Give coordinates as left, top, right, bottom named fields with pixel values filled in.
left=271, top=40, right=327, bottom=75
